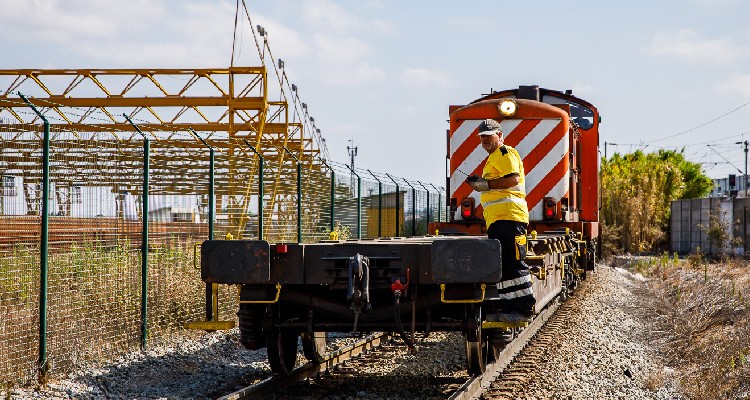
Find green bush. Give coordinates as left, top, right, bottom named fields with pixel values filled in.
left=601, top=149, right=712, bottom=254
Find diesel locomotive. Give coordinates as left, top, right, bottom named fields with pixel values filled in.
left=188, top=85, right=600, bottom=376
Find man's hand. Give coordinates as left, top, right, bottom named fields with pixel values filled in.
left=466, top=175, right=489, bottom=192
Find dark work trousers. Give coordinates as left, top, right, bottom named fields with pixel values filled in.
left=487, top=220, right=535, bottom=316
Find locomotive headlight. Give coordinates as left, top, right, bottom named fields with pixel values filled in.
left=497, top=99, right=518, bottom=117
left=498, top=99, right=518, bottom=117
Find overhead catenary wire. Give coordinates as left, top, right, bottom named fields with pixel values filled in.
left=604, top=128, right=750, bottom=179
left=607, top=131, right=750, bottom=155
left=236, top=0, right=329, bottom=160
left=230, top=0, right=241, bottom=67
left=643, top=100, right=750, bottom=144
left=603, top=99, right=750, bottom=177
left=706, top=144, right=743, bottom=174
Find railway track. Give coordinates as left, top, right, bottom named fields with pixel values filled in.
left=449, top=297, right=563, bottom=400
left=217, top=332, right=390, bottom=400
left=214, top=280, right=590, bottom=400
left=477, top=280, right=591, bottom=399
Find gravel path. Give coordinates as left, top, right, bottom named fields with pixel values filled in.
left=4, top=264, right=684, bottom=399
left=6, top=331, right=273, bottom=399
left=517, top=265, right=682, bottom=400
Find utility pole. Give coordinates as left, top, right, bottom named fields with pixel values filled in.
left=738, top=140, right=749, bottom=196
left=603, top=142, right=619, bottom=160
left=347, top=138, right=358, bottom=194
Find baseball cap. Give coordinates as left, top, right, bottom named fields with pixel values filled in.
left=477, top=119, right=502, bottom=136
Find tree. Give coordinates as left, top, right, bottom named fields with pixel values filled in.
left=600, top=149, right=712, bottom=254
left=657, top=149, right=713, bottom=199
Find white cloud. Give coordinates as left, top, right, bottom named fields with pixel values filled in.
left=313, top=34, right=374, bottom=63
left=327, top=122, right=366, bottom=136
left=692, top=0, right=740, bottom=6
left=310, top=34, right=385, bottom=85
left=447, top=18, right=490, bottom=29
left=0, top=0, right=152, bottom=42
left=240, top=15, right=312, bottom=64
left=569, top=83, right=594, bottom=97
left=0, top=0, right=387, bottom=86
left=0, top=0, right=246, bottom=67
left=364, top=0, right=385, bottom=11
left=400, top=68, right=452, bottom=87
left=370, top=20, right=396, bottom=35
left=717, top=74, right=750, bottom=97
left=302, top=0, right=393, bottom=35
left=315, top=61, right=386, bottom=86
left=345, top=62, right=387, bottom=85
left=649, top=29, right=741, bottom=64
left=302, top=0, right=359, bottom=33
left=250, top=1, right=391, bottom=86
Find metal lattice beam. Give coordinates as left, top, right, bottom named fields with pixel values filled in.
left=0, top=68, right=323, bottom=239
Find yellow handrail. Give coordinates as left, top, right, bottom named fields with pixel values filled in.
left=238, top=282, right=282, bottom=304
left=439, top=283, right=486, bottom=304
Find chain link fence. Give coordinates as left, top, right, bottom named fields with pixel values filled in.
left=0, top=122, right=42, bottom=384
left=0, top=118, right=446, bottom=386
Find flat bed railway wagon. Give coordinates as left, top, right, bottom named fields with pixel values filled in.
left=187, top=85, right=600, bottom=376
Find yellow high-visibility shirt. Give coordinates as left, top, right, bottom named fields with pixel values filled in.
left=480, top=145, right=529, bottom=225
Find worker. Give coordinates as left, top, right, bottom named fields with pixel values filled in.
left=466, top=118, right=534, bottom=323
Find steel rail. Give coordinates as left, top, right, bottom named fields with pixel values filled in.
left=449, top=276, right=596, bottom=400
left=218, top=332, right=388, bottom=400
left=448, top=300, right=560, bottom=400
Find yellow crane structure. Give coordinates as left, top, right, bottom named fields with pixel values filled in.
left=0, top=67, right=325, bottom=240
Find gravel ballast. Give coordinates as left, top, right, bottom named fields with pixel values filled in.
left=6, top=330, right=272, bottom=399
left=518, top=265, right=682, bottom=399
left=4, top=264, right=683, bottom=399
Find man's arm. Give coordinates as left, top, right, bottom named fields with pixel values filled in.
left=466, top=173, right=519, bottom=192
left=487, top=173, right=520, bottom=190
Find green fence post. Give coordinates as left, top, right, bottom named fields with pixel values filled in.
left=124, top=115, right=149, bottom=349
left=20, top=93, right=50, bottom=376
left=318, top=158, right=335, bottom=233
left=192, top=129, right=216, bottom=321
left=399, top=178, right=416, bottom=236
left=367, top=170, right=382, bottom=238
left=243, top=140, right=264, bottom=240
left=429, top=183, right=442, bottom=223
left=417, top=181, right=430, bottom=227
left=283, top=147, right=302, bottom=243
left=385, top=173, right=400, bottom=237
left=191, top=129, right=214, bottom=240
left=345, top=165, right=362, bottom=240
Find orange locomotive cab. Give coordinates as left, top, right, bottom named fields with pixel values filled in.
left=430, top=85, right=600, bottom=250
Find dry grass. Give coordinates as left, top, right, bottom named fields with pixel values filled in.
left=633, top=256, right=750, bottom=400
left=0, top=238, right=237, bottom=388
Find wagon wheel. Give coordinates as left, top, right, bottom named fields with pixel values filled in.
left=237, top=304, right=266, bottom=350
left=488, top=332, right=508, bottom=362
left=265, top=306, right=299, bottom=375
left=464, top=305, right=490, bottom=376
left=301, top=331, right=328, bottom=363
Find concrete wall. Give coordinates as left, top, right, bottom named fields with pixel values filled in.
left=670, top=197, right=747, bottom=255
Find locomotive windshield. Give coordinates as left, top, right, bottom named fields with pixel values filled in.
left=542, top=94, right=595, bottom=130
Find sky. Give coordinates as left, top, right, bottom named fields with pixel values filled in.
left=2, top=0, right=750, bottom=187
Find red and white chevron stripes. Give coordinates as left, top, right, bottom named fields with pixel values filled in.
left=449, top=118, right=569, bottom=221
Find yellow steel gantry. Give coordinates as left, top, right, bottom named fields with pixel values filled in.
left=0, top=67, right=321, bottom=239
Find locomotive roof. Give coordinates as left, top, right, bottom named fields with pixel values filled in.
left=469, top=85, right=597, bottom=111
